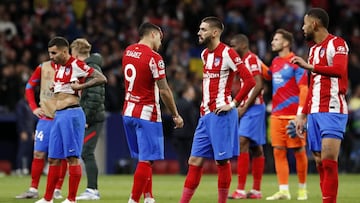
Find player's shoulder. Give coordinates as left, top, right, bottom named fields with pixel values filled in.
left=329, top=34, right=349, bottom=53
left=329, top=34, right=347, bottom=46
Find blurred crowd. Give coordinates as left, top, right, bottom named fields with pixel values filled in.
left=1, top=0, right=360, bottom=172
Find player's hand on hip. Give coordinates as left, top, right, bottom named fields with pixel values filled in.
left=173, top=115, right=184, bottom=129
left=214, top=104, right=233, bottom=115
left=237, top=106, right=246, bottom=117
left=33, top=107, right=45, bottom=118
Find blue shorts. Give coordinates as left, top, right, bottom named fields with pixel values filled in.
left=307, top=113, right=348, bottom=152
left=238, top=104, right=266, bottom=147
left=34, top=119, right=53, bottom=153
left=191, top=108, right=238, bottom=160
left=123, top=116, right=164, bottom=161
left=49, top=107, right=85, bottom=159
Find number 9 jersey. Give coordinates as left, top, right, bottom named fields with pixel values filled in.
left=122, top=43, right=166, bottom=122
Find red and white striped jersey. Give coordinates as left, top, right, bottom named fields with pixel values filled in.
left=239, top=51, right=264, bottom=106
left=304, top=34, right=349, bottom=114
left=122, top=44, right=166, bottom=122
left=200, top=42, right=255, bottom=116
left=53, top=56, right=94, bottom=96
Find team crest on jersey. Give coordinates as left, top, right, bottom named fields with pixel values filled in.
left=320, top=48, right=325, bottom=58
left=214, top=57, right=221, bottom=67
left=65, top=67, right=71, bottom=76
left=158, top=60, right=165, bottom=69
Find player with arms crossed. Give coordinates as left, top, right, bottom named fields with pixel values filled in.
left=264, top=29, right=309, bottom=201
left=122, top=22, right=184, bottom=203
left=35, top=36, right=107, bottom=203
left=291, top=8, right=349, bottom=203
left=16, top=61, right=68, bottom=200
left=228, top=34, right=266, bottom=200
left=179, top=17, right=255, bottom=203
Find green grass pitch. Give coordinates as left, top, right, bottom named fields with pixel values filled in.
left=1, top=174, right=359, bottom=202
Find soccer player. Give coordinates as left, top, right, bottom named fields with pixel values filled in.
left=179, top=17, right=255, bottom=203
left=264, top=29, right=309, bottom=201
left=122, top=22, right=184, bottom=203
left=291, top=8, right=349, bottom=203
left=35, top=36, right=107, bottom=203
left=16, top=60, right=68, bottom=200
left=69, top=39, right=105, bottom=200
left=228, top=34, right=265, bottom=199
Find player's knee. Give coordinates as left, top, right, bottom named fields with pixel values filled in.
left=251, top=146, right=264, bottom=157
left=33, top=151, right=46, bottom=159
left=215, top=159, right=229, bottom=165
left=188, top=156, right=203, bottom=166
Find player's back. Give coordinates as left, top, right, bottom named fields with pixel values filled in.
left=122, top=44, right=165, bottom=122
left=122, top=43, right=163, bottom=105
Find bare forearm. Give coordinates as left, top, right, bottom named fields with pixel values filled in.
left=82, top=70, right=107, bottom=89
left=160, top=88, right=179, bottom=117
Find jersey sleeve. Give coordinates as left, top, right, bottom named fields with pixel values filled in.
left=72, top=60, right=94, bottom=81
left=294, top=66, right=308, bottom=114
left=25, top=65, right=41, bottom=111
left=313, top=38, right=349, bottom=77
left=261, top=62, right=272, bottom=80
left=150, top=53, right=166, bottom=80
left=234, top=62, right=256, bottom=103
left=227, top=47, right=243, bottom=72
left=248, top=55, right=261, bottom=76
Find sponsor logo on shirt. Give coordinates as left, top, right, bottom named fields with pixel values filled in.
left=204, top=71, right=220, bottom=79
left=158, top=60, right=165, bottom=69
left=335, top=46, right=347, bottom=55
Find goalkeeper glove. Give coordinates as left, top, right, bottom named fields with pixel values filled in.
left=286, top=120, right=306, bottom=138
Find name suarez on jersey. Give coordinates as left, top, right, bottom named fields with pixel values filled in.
left=126, top=50, right=142, bottom=58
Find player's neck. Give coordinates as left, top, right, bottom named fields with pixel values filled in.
left=207, top=39, right=220, bottom=52
left=314, top=29, right=329, bottom=44
left=138, top=39, right=154, bottom=50
left=61, top=54, right=71, bottom=65
left=278, top=48, right=290, bottom=58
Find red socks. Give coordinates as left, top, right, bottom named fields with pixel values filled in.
left=55, top=159, right=68, bottom=190
left=143, top=166, right=153, bottom=198
left=44, top=165, right=60, bottom=201
left=317, top=164, right=324, bottom=192
left=322, top=159, right=338, bottom=203
left=237, top=153, right=249, bottom=190
left=131, top=162, right=152, bottom=202
left=217, top=162, right=231, bottom=203
left=31, top=158, right=45, bottom=189
left=68, top=165, right=82, bottom=201
left=180, top=165, right=203, bottom=203
left=252, top=156, right=265, bottom=191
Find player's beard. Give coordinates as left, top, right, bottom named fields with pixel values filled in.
left=304, top=31, right=314, bottom=42
left=199, top=35, right=211, bottom=46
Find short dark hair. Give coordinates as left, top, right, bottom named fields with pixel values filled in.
left=138, top=22, right=162, bottom=39
left=201, top=16, right=224, bottom=31
left=232, top=34, right=249, bottom=47
left=48, top=36, right=69, bottom=48
left=275, top=28, right=294, bottom=46
left=306, top=8, right=329, bottom=29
